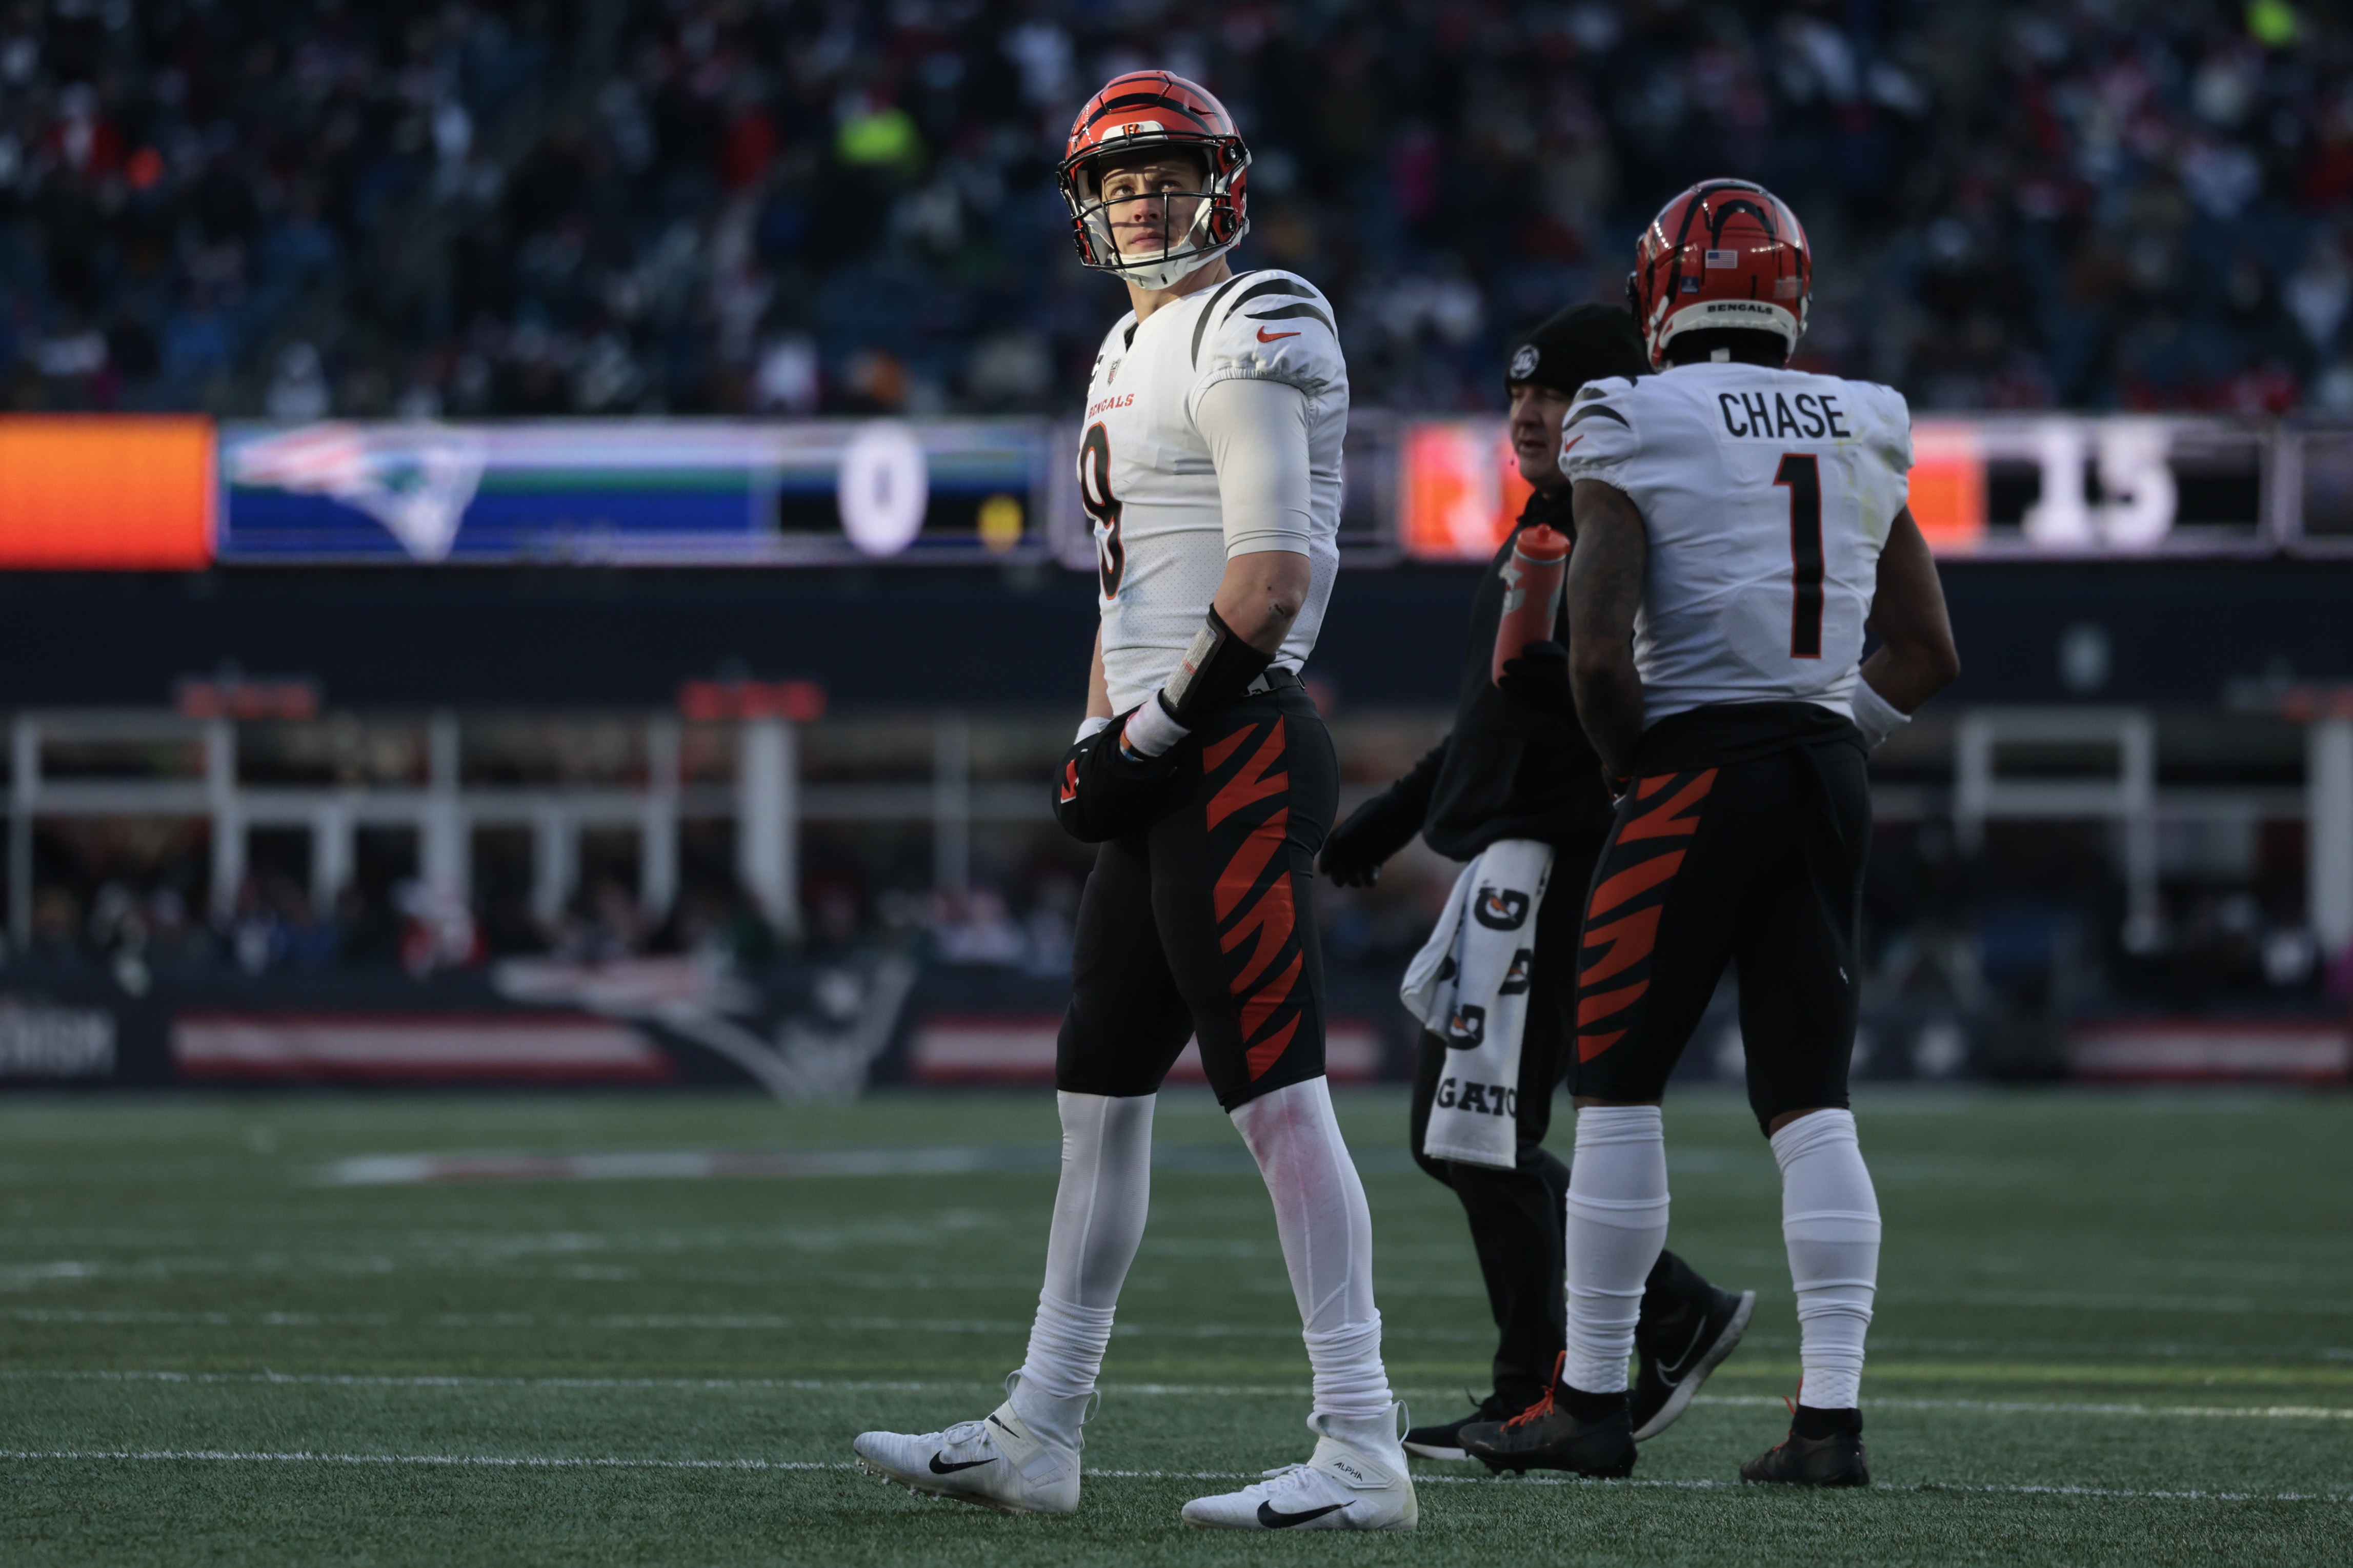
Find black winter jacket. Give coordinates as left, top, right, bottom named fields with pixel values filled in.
left=1385, top=486, right=1618, bottom=863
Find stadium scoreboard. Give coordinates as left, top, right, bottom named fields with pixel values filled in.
left=0, top=414, right=2342, bottom=569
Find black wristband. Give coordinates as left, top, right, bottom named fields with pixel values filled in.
left=1160, top=605, right=1275, bottom=729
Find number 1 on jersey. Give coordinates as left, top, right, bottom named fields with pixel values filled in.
left=1775, top=453, right=1823, bottom=659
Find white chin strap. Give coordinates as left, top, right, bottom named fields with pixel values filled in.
left=1113, top=242, right=1234, bottom=292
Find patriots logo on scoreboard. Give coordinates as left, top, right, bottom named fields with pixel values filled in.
left=228, top=423, right=487, bottom=562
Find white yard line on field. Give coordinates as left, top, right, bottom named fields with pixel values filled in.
left=0, top=1449, right=2343, bottom=1503
left=5, top=1369, right=2349, bottom=1421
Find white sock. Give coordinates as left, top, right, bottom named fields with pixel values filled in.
left=1010, top=1091, right=1154, bottom=1445
left=1772, top=1108, right=1880, bottom=1411
left=1562, top=1105, right=1669, bottom=1395
left=1230, top=1077, right=1398, bottom=1441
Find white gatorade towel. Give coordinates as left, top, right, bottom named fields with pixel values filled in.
left=1400, top=838, right=1553, bottom=1170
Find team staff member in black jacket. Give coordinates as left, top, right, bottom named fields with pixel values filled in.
left=1318, top=305, right=1751, bottom=1467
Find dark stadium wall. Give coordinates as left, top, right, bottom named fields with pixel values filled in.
left=2, top=561, right=2349, bottom=711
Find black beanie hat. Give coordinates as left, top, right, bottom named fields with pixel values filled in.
left=1504, top=302, right=1649, bottom=398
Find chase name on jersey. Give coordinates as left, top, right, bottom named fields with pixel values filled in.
left=1717, top=389, right=1853, bottom=441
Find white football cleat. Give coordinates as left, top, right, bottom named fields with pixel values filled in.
left=853, top=1390, right=1081, bottom=1515
left=1180, top=1409, right=1418, bottom=1532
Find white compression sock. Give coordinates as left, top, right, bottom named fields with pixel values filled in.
left=1011, top=1091, right=1155, bottom=1446
left=1772, top=1108, right=1880, bottom=1411
left=1562, top=1105, right=1670, bottom=1395
left=1230, top=1077, right=1397, bottom=1440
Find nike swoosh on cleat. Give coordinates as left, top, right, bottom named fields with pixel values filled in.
left=1656, top=1315, right=1713, bottom=1381
left=929, top=1452, right=997, bottom=1474
left=1256, top=327, right=1300, bottom=342
left=1257, top=1501, right=1344, bottom=1528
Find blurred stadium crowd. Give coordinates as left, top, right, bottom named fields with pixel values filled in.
left=3, top=0, right=2349, bottom=421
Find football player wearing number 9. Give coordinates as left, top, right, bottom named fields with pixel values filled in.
left=1456, top=180, right=1960, bottom=1486
left=852, top=73, right=1410, bottom=1532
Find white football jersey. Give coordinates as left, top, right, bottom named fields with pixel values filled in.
left=1079, top=269, right=1347, bottom=712
left=1558, top=363, right=1912, bottom=727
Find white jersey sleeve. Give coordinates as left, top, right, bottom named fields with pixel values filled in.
left=1555, top=377, right=1644, bottom=487
left=1185, top=270, right=1348, bottom=416
left=1195, top=378, right=1314, bottom=558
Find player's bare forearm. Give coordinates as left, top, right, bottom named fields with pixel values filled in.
left=1086, top=626, right=1113, bottom=719
left=1860, top=508, right=1960, bottom=713
left=1212, top=547, right=1311, bottom=656
left=1565, top=479, right=1648, bottom=776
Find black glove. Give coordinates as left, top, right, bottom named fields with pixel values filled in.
left=1319, top=786, right=1424, bottom=888
left=1497, top=639, right=1574, bottom=716
left=1052, top=712, right=1188, bottom=844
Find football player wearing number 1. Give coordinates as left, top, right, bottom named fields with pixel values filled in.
left=1458, top=180, right=1960, bottom=1485
left=854, top=73, right=1412, bottom=1532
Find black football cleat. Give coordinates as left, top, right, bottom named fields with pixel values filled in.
left=1402, top=1394, right=1511, bottom=1461
left=1630, top=1285, right=1756, bottom=1442
left=1740, top=1407, right=1869, bottom=1487
left=1458, top=1356, right=1636, bottom=1478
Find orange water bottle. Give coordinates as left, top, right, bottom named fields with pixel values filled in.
left=1491, top=524, right=1570, bottom=685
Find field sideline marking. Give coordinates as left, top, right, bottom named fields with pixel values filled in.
left=0, top=1449, right=2343, bottom=1503
left=5, top=1369, right=2348, bottom=1421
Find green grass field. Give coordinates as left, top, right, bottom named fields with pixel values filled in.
left=1, top=1087, right=2348, bottom=1565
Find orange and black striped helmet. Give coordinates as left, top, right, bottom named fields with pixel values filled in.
left=1056, top=71, right=1250, bottom=290
left=1626, top=179, right=1812, bottom=368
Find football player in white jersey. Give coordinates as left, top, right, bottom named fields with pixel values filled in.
left=854, top=72, right=1416, bottom=1533
left=1459, top=180, right=1959, bottom=1486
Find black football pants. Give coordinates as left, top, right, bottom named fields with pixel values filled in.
left=1057, top=684, right=1334, bottom=1110
left=1572, top=741, right=1872, bottom=1132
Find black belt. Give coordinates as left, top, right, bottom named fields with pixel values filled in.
left=1245, top=667, right=1304, bottom=695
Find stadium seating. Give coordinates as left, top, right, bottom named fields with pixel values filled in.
left=2, top=1, right=2347, bottom=418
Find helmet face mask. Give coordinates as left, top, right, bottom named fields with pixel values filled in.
left=1059, top=73, right=1250, bottom=292
left=1627, top=179, right=1812, bottom=368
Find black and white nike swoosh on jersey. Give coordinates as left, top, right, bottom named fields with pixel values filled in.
left=929, top=1452, right=997, bottom=1474
left=1257, top=1501, right=1345, bottom=1527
